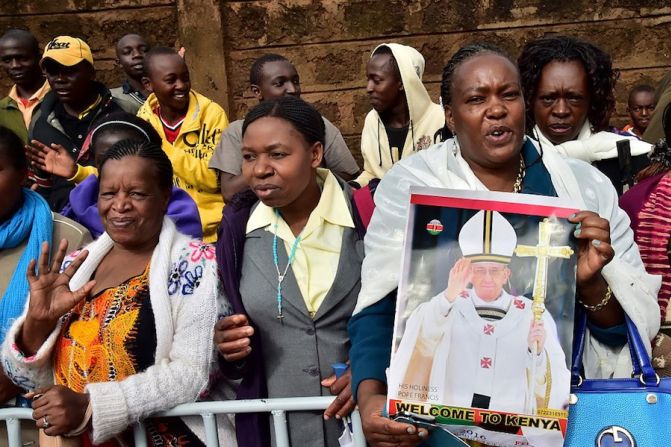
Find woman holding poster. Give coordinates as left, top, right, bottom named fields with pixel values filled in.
left=348, top=43, right=661, bottom=447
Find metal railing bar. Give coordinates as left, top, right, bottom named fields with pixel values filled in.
left=156, top=396, right=336, bottom=416
left=351, top=409, right=365, bottom=445
left=202, top=412, right=220, bottom=447
left=0, top=396, right=367, bottom=447
left=6, top=418, right=21, bottom=447
left=133, top=422, right=148, bottom=447
left=0, top=409, right=31, bottom=418
left=271, top=410, right=290, bottom=447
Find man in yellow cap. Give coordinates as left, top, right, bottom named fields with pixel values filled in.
left=26, top=35, right=123, bottom=211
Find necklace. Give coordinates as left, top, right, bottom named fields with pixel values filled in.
left=272, top=208, right=302, bottom=322
left=512, top=156, right=526, bottom=193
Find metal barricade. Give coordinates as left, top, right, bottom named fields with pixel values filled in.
left=0, top=407, right=30, bottom=447
left=0, top=396, right=366, bottom=447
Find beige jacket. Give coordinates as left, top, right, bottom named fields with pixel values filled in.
left=355, top=43, right=445, bottom=186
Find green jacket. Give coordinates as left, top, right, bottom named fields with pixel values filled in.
left=0, top=96, right=29, bottom=142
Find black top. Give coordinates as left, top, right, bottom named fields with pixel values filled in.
left=593, top=154, right=650, bottom=196
left=385, top=124, right=409, bottom=159
left=54, top=101, right=98, bottom=150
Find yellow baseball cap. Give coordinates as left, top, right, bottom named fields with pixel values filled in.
left=41, top=36, right=94, bottom=67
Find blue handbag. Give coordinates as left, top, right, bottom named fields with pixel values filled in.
left=565, top=314, right=669, bottom=446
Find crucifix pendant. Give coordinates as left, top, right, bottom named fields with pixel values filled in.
left=275, top=285, right=285, bottom=323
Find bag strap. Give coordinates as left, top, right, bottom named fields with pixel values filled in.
left=571, top=312, right=658, bottom=386
left=626, top=324, right=644, bottom=379
left=624, top=316, right=659, bottom=385
left=570, top=312, right=588, bottom=384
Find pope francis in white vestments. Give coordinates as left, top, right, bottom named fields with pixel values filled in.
left=388, top=210, right=571, bottom=415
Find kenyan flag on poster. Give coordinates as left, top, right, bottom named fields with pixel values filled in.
left=426, top=219, right=443, bottom=235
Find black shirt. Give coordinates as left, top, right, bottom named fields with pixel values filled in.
left=53, top=99, right=99, bottom=159
left=385, top=124, right=409, bottom=159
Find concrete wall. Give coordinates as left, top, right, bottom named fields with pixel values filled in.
left=221, top=0, right=671, bottom=162
left=0, top=1, right=178, bottom=93
left=2, top=1, right=670, bottom=163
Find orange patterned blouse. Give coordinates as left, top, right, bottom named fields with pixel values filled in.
left=53, top=266, right=204, bottom=446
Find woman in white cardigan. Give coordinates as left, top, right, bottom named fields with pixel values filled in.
left=1, top=139, right=234, bottom=446
left=349, top=43, right=661, bottom=446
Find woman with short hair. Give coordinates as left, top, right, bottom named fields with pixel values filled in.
left=517, top=36, right=652, bottom=193
left=2, top=139, right=233, bottom=445
left=215, top=95, right=364, bottom=447
left=25, top=111, right=203, bottom=239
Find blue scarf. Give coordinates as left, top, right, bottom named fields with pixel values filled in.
left=0, top=189, right=53, bottom=343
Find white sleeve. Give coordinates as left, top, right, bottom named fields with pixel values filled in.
left=1, top=314, right=60, bottom=390
left=354, top=162, right=417, bottom=313
left=416, top=293, right=457, bottom=349
left=387, top=293, right=454, bottom=399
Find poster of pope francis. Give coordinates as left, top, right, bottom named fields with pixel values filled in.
left=387, top=187, right=579, bottom=447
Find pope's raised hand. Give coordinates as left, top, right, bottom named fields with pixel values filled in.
left=25, top=240, right=94, bottom=329
left=444, top=258, right=473, bottom=303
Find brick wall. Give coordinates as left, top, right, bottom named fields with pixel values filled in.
left=2, top=1, right=670, bottom=164
left=0, top=1, right=178, bottom=93
left=221, top=0, right=671, bottom=163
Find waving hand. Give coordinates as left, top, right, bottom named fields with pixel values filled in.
left=19, top=240, right=95, bottom=355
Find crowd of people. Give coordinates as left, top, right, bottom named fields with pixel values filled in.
left=0, top=25, right=669, bottom=447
